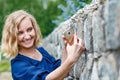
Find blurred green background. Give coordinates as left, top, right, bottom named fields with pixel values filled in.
left=0, top=0, right=91, bottom=73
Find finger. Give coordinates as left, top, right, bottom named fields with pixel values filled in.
left=73, top=33, right=77, bottom=45
left=78, top=38, right=84, bottom=46
left=78, top=38, right=82, bottom=45
left=78, top=38, right=86, bottom=50
left=62, top=35, right=67, bottom=46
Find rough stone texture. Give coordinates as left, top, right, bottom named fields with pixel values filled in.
left=42, top=0, right=120, bottom=80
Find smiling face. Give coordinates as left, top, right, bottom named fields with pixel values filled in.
left=18, top=17, right=36, bottom=50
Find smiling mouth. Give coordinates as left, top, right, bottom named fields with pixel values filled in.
left=23, top=39, right=33, bottom=44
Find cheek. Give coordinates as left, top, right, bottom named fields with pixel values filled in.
left=18, top=35, right=23, bottom=42
left=31, top=30, right=36, bottom=36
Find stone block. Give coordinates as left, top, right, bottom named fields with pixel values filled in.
left=84, top=13, right=93, bottom=53
left=92, top=5, right=106, bottom=53
left=105, top=0, right=120, bottom=50
left=97, top=53, right=117, bottom=80
left=80, top=53, right=94, bottom=80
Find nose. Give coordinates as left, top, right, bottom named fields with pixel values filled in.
left=24, top=32, right=31, bottom=40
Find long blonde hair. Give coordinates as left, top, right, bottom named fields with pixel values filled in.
left=1, top=10, right=42, bottom=57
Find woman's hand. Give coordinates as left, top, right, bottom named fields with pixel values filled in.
left=63, top=34, right=86, bottom=63
left=61, top=35, right=68, bottom=63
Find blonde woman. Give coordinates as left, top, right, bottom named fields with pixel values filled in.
left=1, top=10, right=85, bottom=80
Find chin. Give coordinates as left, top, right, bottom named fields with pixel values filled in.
left=19, top=43, right=34, bottom=49
left=22, top=45, right=34, bottom=49
left=24, top=43, right=34, bottom=48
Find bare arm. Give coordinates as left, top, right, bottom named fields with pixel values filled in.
left=46, top=34, right=85, bottom=80
left=46, top=57, right=74, bottom=80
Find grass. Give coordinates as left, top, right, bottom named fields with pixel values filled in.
left=0, top=60, right=11, bottom=73
left=0, top=47, right=11, bottom=73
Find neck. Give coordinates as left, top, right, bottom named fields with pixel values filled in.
left=18, top=47, right=42, bottom=61
left=19, top=47, right=36, bottom=55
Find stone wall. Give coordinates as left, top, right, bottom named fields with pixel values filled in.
left=41, top=0, right=120, bottom=80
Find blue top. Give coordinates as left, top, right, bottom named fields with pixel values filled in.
left=11, top=47, right=61, bottom=80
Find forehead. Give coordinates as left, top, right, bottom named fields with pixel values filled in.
left=18, top=17, right=33, bottom=30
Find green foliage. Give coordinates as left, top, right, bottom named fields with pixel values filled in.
left=53, top=0, right=92, bottom=26
left=0, top=0, right=63, bottom=42
left=0, top=60, right=11, bottom=73
left=36, top=0, right=63, bottom=36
